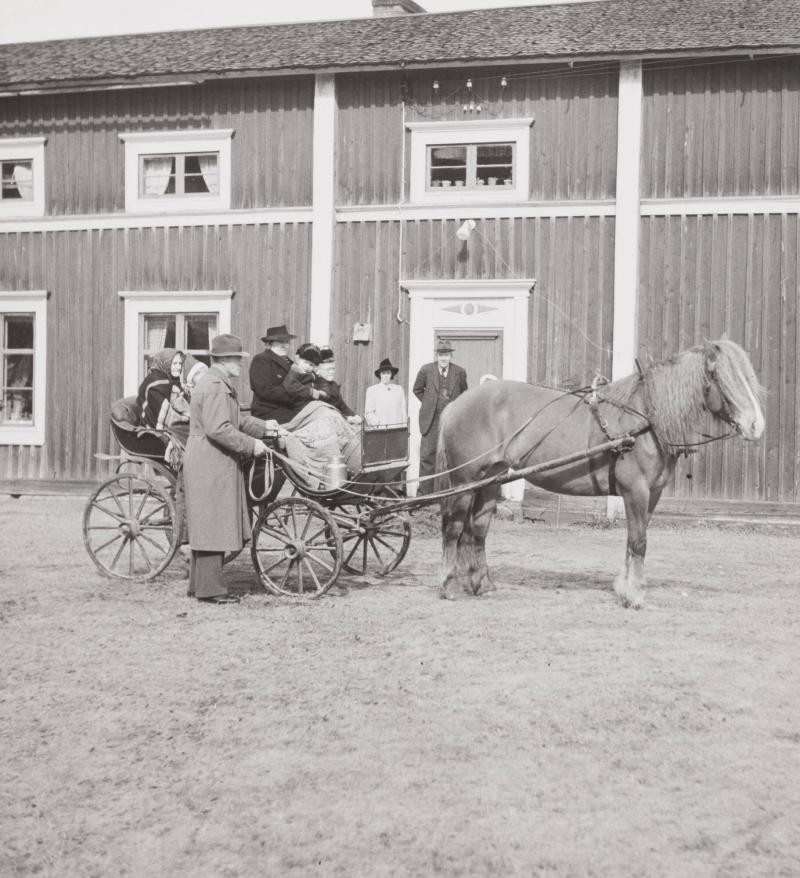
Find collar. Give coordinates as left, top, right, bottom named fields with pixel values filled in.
left=210, top=363, right=236, bottom=394
left=265, top=348, right=292, bottom=366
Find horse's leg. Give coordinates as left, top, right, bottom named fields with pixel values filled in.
left=440, top=492, right=473, bottom=600
left=613, top=479, right=650, bottom=609
left=469, top=485, right=500, bottom=596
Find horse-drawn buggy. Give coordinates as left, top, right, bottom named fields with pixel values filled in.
left=82, top=397, right=411, bottom=597
left=84, top=338, right=766, bottom=608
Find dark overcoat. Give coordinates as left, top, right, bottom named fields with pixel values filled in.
left=315, top=376, right=355, bottom=418
left=249, top=348, right=294, bottom=422
left=184, top=365, right=266, bottom=551
left=412, top=362, right=468, bottom=435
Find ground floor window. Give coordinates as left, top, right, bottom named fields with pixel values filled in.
left=0, top=292, right=47, bottom=445
left=140, top=312, right=218, bottom=380
left=118, top=291, right=233, bottom=396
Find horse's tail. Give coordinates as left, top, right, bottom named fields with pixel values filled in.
left=434, top=409, right=452, bottom=497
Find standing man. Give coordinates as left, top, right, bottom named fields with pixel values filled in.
left=183, top=334, right=272, bottom=604
left=413, top=340, right=468, bottom=495
left=249, top=323, right=297, bottom=423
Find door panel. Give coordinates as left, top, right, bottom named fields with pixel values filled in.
left=437, top=329, right=503, bottom=389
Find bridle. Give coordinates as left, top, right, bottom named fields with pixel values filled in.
left=702, top=354, right=740, bottom=435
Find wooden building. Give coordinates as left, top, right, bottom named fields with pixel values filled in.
left=1, top=0, right=799, bottom=511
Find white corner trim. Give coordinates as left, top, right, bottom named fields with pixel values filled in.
left=309, top=73, right=336, bottom=345
left=0, top=136, right=47, bottom=219
left=0, top=290, right=48, bottom=446
left=119, top=290, right=233, bottom=396
left=612, top=60, right=642, bottom=383
left=120, top=128, right=234, bottom=214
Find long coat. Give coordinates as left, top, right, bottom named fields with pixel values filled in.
left=413, top=362, right=468, bottom=435
left=249, top=348, right=295, bottom=422
left=184, top=365, right=266, bottom=552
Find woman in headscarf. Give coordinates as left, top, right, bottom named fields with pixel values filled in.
left=136, top=348, right=185, bottom=430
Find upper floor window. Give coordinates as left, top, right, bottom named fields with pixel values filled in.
left=0, top=137, right=46, bottom=218
left=0, top=291, right=47, bottom=445
left=407, top=118, right=533, bottom=205
left=119, top=129, right=233, bottom=213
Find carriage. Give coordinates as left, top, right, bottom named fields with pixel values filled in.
left=82, top=396, right=412, bottom=597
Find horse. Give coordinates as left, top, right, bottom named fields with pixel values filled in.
left=435, top=339, right=765, bottom=608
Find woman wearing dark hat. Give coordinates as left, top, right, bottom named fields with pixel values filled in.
left=249, top=323, right=298, bottom=423
left=365, top=357, right=407, bottom=426
left=314, top=347, right=360, bottom=423
left=282, top=343, right=330, bottom=415
left=183, top=333, right=274, bottom=604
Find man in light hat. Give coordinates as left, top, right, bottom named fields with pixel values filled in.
left=184, top=333, right=274, bottom=604
left=412, top=339, right=468, bottom=495
left=249, top=323, right=298, bottom=423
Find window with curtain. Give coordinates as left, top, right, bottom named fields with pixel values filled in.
left=427, top=142, right=514, bottom=190
left=1, top=314, right=35, bottom=424
left=139, top=152, right=219, bottom=198
left=140, top=312, right=218, bottom=380
left=1, top=160, right=34, bottom=201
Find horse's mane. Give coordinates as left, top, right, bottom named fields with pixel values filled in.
left=598, top=346, right=711, bottom=449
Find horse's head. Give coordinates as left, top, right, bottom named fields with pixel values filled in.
left=702, top=340, right=765, bottom=440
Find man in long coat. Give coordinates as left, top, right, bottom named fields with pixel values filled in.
left=412, top=340, right=468, bottom=496
left=184, top=334, right=271, bottom=604
left=249, top=323, right=297, bottom=422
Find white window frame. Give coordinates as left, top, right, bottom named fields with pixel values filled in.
left=118, top=130, right=233, bottom=214
left=0, top=291, right=47, bottom=445
left=0, top=137, right=46, bottom=218
left=118, top=291, right=233, bottom=396
left=406, top=118, right=533, bottom=205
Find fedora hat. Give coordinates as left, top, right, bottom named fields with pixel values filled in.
left=374, top=357, right=400, bottom=378
left=261, top=324, right=297, bottom=343
left=210, top=333, right=249, bottom=358
left=435, top=339, right=455, bottom=354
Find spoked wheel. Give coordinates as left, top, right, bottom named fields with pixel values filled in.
left=251, top=497, right=342, bottom=597
left=83, top=473, right=179, bottom=581
left=333, top=494, right=411, bottom=577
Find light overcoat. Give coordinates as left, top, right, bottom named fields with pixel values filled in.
left=184, top=365, right=266, bottom=551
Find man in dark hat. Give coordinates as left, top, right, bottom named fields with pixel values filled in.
left=282, top=343, right=331, bottom=415
left=249, top=323, right=298, bottom=423
left=412, top=339, right=468, bottom=495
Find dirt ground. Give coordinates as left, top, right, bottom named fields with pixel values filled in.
left=1, top=496, right=799, bottom=878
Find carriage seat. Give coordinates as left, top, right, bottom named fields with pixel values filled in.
left=110, top=395, right=141, bottom=431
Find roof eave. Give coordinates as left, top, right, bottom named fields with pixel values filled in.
left=0, top=45, right=798, bottom=97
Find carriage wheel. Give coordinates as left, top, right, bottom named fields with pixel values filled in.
left=251, top=497, right=342, bottom=597
left=334, top=495, right=411, bottom=577
left=83, top=473, right=179, bottom=581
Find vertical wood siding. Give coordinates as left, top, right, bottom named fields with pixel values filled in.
left=642, top=57, right=800, bottom=199
left=336, top=65, right=618, bottom=205
left=0, top=77, right=314, bottom=215
left=638, top=213, right=799, bottom=503
left=330, top=217, right=614, bottom=414
left=0, top=223, right=311, bottom=481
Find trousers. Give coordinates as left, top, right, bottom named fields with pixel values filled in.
left=417, top=412, right=442, bottom=496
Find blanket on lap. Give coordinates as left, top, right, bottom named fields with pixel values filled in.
left=281, top=401, right=361, bottom=489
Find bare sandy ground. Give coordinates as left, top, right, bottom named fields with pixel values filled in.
left=1, top=496, right=799, bottom=878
